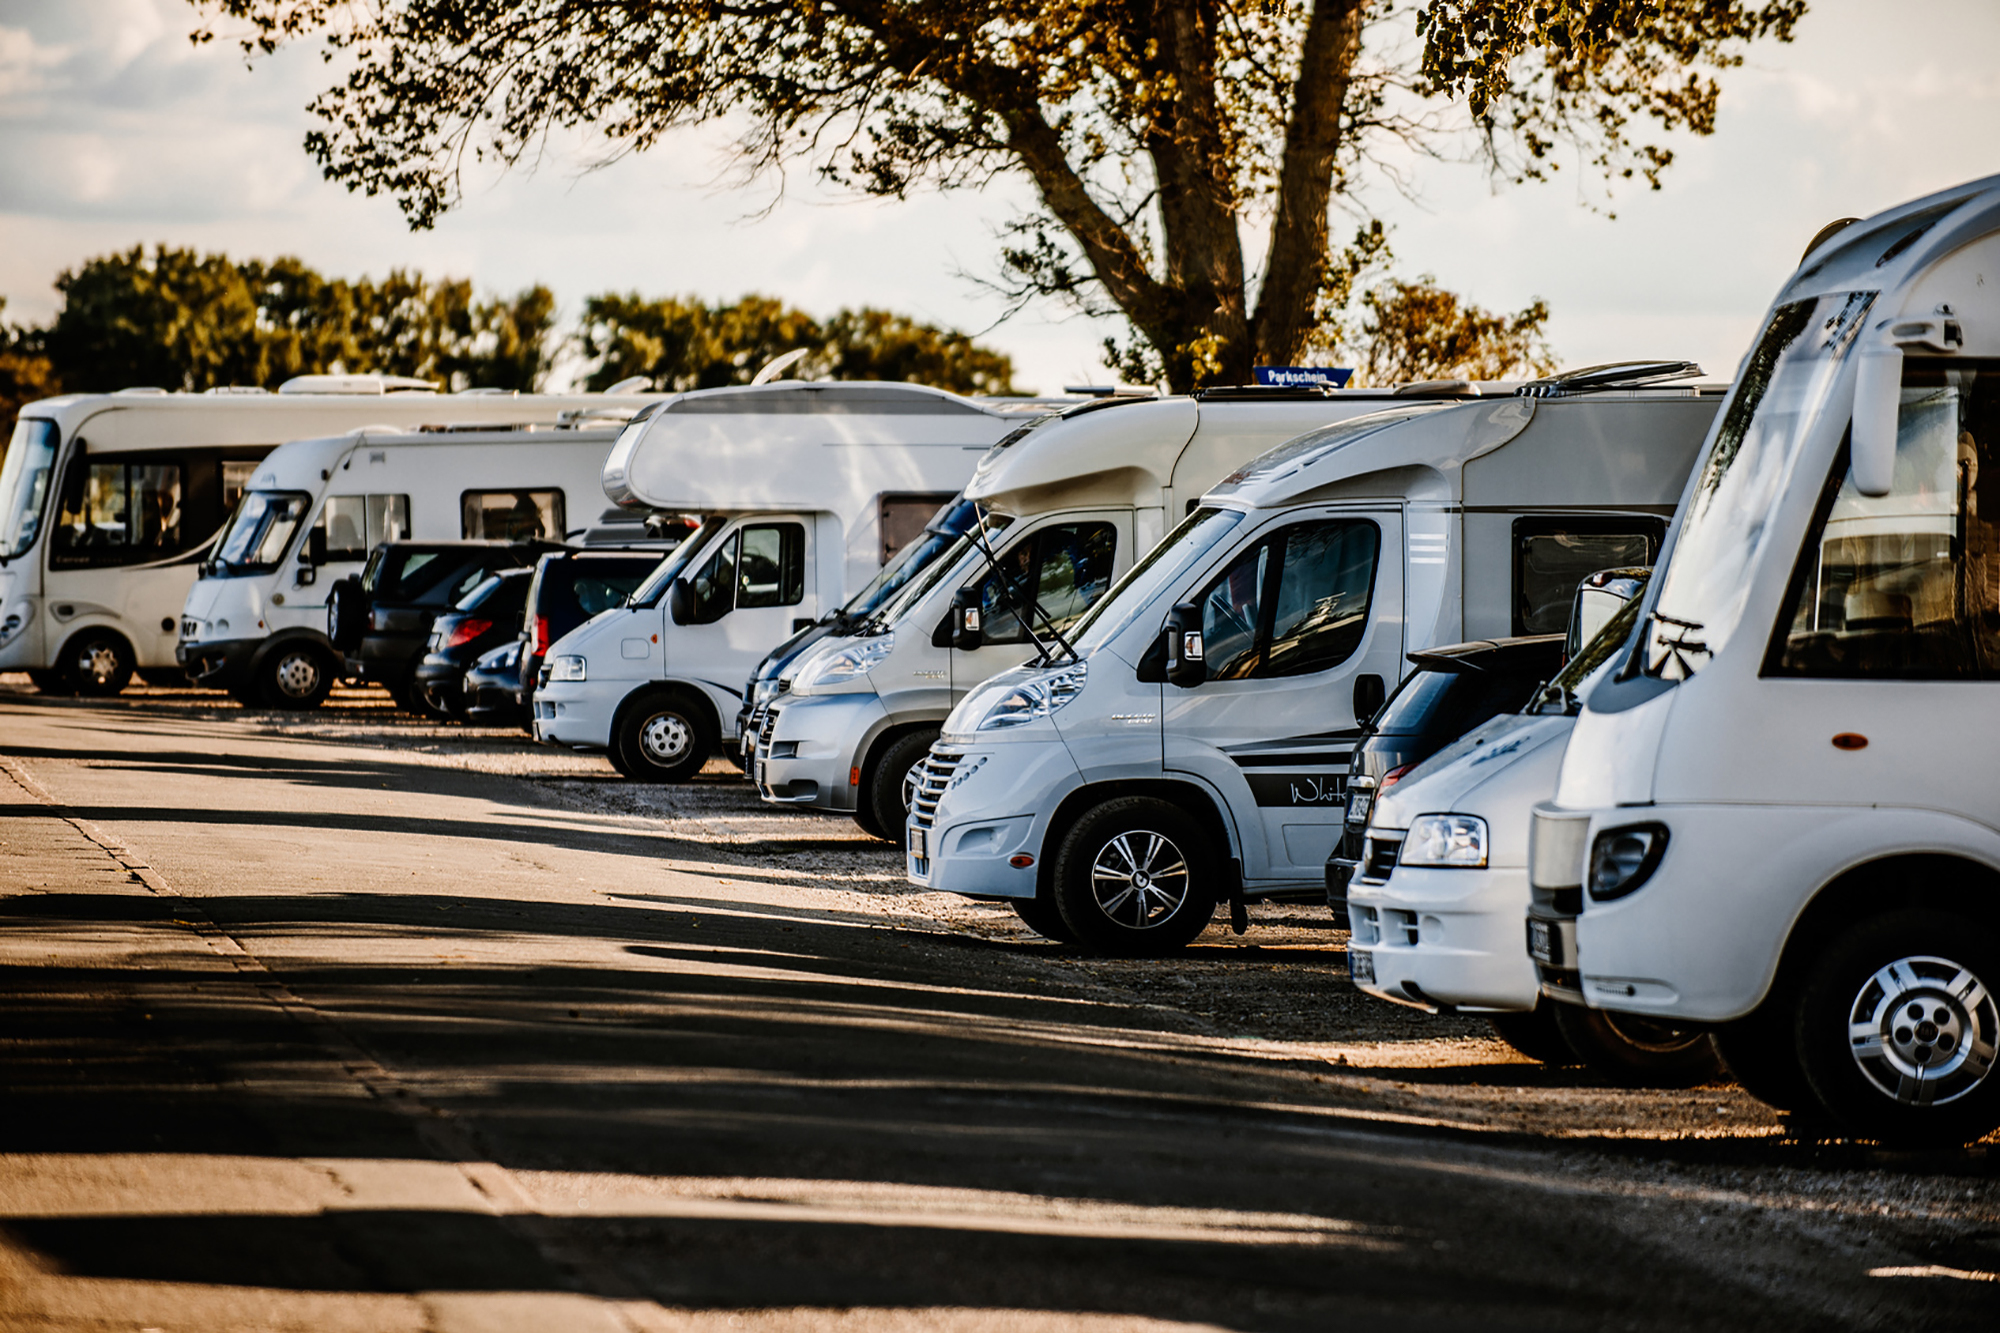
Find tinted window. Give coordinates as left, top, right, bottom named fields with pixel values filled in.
left=320, top=493, right=411, bottom=560
left=51, top=460, right=187, bottom=567
left=1191, top=518, right=1379, bottom=680
left=462, top=489, right=565, bottom=541
left=737, top=523, right=806, bottom=608
left=457, top=571, right=530, bottom=614
left=975, top=522, right=1118, bottom=647
left=1513, top=520, right=1659, bottom=635
left=1373, top=667, right=1548, bottom=749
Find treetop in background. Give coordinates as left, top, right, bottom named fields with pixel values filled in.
left=191, top=1, right=1806, bottom=390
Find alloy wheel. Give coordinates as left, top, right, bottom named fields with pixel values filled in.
left=1846, top=954, right=1998, bottom=1107
left=1088, top=830, right=1191, bottom=929
left=641, top=711, right=693, bottom=764
left=273, top=651, right=321, bottom=699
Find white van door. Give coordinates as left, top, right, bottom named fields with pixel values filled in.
left=46, top=452, right=211, bottom=669
left=1161, top=507, right=1405, bottom=886
left=671, top=514, right=816, bottom=686
left=950, top=513, right=1129, bottom=693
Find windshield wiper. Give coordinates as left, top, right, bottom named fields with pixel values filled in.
left=966, top=513, right=1079, bottom=666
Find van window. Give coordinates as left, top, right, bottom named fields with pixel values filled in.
left=320, top=493, right=412, bottom=559
left=1512, top=518, right=1660, bottom=635
left=462, top=489, right=565, bottom=541
left=877, top=492, right=957, bottom=564
left=687, top=522, right=806, bottom=622
left=974, top=522, right=1118, bottom=646
left=221, top=460, right=258, bottom=516
left=51, top=460, right=187, bottom=567
left=1192, top=518, right=1381, bottom=680
left=1771, top=356, right=2000, bottom=678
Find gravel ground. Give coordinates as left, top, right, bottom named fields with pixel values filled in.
left=14, top=672, right=2000, bottom=1271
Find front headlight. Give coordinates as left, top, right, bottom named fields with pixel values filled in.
left=1587, top=823, right=1669, bottom=901
left=751, top=677, right=780, bottom=705
left=793, top=633, right=894, bottom=691
left=547, top=654, right=587, bottom=683
left=976, top=661, right=1088, bottom=731
left=1399, top=814, right=1488, bottom=868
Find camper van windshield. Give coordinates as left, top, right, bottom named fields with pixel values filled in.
left=1070, top=505, right=1247, bottom=653
left=841, top=502, right=978, bottom=620
left=213, top=490, right=311, bottom=573
left=0, top=419, right=58, bottom=561
left=1642, top=290, right=1873, bottom=679
left=630, top=515, right=727, bottom=607
left=871, top=512, right=1016, bottom=630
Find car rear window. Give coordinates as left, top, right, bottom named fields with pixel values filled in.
left=1372, top=665, right=1549, bottom=749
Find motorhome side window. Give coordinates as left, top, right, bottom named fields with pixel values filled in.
left=319, top=494, right=412, bottom=560
left=1195, top=519, right=1381, bottom=681
left=689, top=523, right=806, bottom=622
left=1771, top=357, right=2000, bottom=679
left=461, top=490, right=565, bottom=541
left=50, top=458, right=187, bottom=567
left=1511, top=517, right=1661, bottom=635
left=974, top=522, right=1117, bottom=646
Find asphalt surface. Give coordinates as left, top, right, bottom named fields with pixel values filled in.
left=1, top=679, right=1997, bottom=1331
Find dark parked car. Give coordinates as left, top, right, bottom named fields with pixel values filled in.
left=413, top=569, right=534, bottom=718
left=327, top=540, right=559, bottom=712
left=463, top=638, right=528, bottom=725
left=1324, top=634, right=1565, bottom=918
left=517, top=550, right=667, bottom=707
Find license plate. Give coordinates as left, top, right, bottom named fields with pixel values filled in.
left=1348, top=948, right=1374, bottom=984
left=1528, top=919, right=1555, bottom=965
left=908, top=827, right=928, bottom=859
left=1345, top=791, right=1372, bottom=824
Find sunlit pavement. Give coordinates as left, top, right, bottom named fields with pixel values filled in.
left=2, top=685, right=1997, bottom=1331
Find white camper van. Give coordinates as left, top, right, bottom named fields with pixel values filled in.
left=910, top=373, right=1721, bottom=954
left=177, top=420, right=642, bottom=708
left=0, top=379, right=658, bottom=695
left=531, top=382, right=1053, bottom=780
left=753, top=386, right=1493, bottom=839
left=1526, top=175, right=2000, bottom=1145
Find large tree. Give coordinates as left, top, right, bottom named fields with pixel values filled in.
left=194, top=1, right=1803, bottom=390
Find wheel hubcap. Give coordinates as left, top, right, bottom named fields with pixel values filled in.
left=641, top=712, right=692, bottom=764
left=274, top=652, right=320, bottom=698
left=79, top=644, right=119, bottom=685
left=1600, top=1010, right=1709, bottom=1055
left=1847, top=953, right=1998, bottom=1106
left=1089, top=830, right=1190, bottom=929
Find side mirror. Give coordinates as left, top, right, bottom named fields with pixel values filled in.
left=668, top=577, right=695, bottom=626
left=1164, top=601, right=1206, bottom=688
left=950, top=586, right=984, bottom=651
left=305, top=526, right=327, bottom=566
left=1850, top=344, right=1902, bottom=498
left=1352, top=673, right=1386, bottom=725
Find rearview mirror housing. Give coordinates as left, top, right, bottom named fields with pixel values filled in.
left=1850, top=344, right=1902, bottom=498
left=950, top=587, right=984, bottom=651
left=667, top=577, right=695, bottom=626
left=1164, top=601, right=1206, bottom=688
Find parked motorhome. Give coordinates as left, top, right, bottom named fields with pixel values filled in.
left=753, top=385, right=1502, bottom=839
left=0, top=379, right=658, bottom=695
left=531, top=381, right=1057, bottom=781
left=1527, top=174, right=2000, bottom=1145
left=909, top=371, right=1721, bottom=954
left=1346, top=571, right=1721, bottom=1082
left=178, top=421, right=639, bottom=708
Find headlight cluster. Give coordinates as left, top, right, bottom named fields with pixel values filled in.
left=1399, top=813, right=1488, bottom=868
left=793, top=634, right=893, bottom=691
left=546, top=654, right=588, bottom=683
left=1587, top=823, right=1668, bottom=900
left=976, top=661, right=1088, bottom=731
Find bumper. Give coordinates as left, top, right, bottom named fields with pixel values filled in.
left=343, top=633, right=423, bottom=682
left=176, top=635, right=261, bottom=688
left=413, top=651, right=477, bottom=693
left=1347, top=864, right=1539, bottom=1012
left=531, top=676, right=631, bottom=750
left=907, top=737, right=1082, bottom=898
left=755, top=693, right=887, bottom=812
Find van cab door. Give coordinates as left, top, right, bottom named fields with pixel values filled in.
left=671, top=514, right=814, bottom=684
left=1161, top=506, right=1405, bottom=888
left=948, top=512, right=1130, bottom=696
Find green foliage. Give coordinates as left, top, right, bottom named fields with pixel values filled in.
left=39, top=245, right=557, bottom=393
left=580, top=295, right=1016, bottom=395
left=0, top=300, right=61, bottom=451
left=1342, top=276, right=1557, bottom=384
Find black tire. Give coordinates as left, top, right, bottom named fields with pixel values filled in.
left=256, top=643, right=335, bottom=710
left=138, top=667, right=188, bottom=688
left=613, top=690, right=713, bottom=783
left=1489, top=1001, right=1578, bottom=1065
left=326, top=577, right=367, bottom=652
left=1051, top=796, right=1217, bottom=957
left=1553, top=1002, right=1724, bottom=1087
left=27, top=668, right=73, bottom=696
left=1009, top=894, right=1080, bottom=944
left=1712, top=1001, right=1817, bottom=1113
left=226, top=680, right=262, bottom=709
left=61, top=629, right=134, bottom=697
left=850, top=795, right=888, bottom=840
left=1796, top=909, right=2000, bottom=1147
left=863, top=729, right=938, bottom=847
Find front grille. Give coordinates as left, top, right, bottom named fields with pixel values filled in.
left=908, top=747, right=963, bottom=830
left=1360, top=834, right=1402, bottom=882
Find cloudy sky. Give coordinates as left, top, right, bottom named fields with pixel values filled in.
left=2, top=0, right=1996, bottom=392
